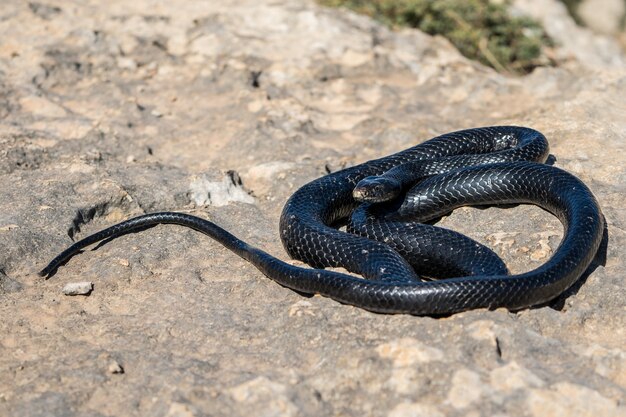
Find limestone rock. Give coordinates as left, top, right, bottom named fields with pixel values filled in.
left=447, top=369, right=484, bottom=409
left=578, top=0, right=625, bottom=35
left=388, top=403, right=445, bottom=417
left=228, top=377, right=299, bottom=417
left=61, top=281, right=93, bottom=296
left=0, top=1, right=624, bottom=416
left=513, top=0, right=626, bottom=68
left=527, top=382, right=622, bottom=417
left=189, top=172, right=255, bottom=207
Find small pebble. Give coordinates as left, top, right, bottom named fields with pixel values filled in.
left=62, top=282, right=93, bottom=296
left=108, top=361, right=124, bottom=374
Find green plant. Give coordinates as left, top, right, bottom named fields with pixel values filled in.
left=319, top=0, right=552, bottom=74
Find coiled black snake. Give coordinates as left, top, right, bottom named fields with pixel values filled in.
left=40, top=126, right=604, bottom=315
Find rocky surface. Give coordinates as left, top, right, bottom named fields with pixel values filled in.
left=0, top=1, right=624, bottom=416
left=513, top=0, right=626, bottom=69
left=578, top=0, right=625, bottom=35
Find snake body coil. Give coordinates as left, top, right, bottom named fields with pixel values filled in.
left=40, top=126, right=604, bottom=315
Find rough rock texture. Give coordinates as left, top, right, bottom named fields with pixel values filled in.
left=578, top=0, right=625, bottom=35
left=0, top=1, right=624, bottom=416
left=513, top=0, right=626, bottom=69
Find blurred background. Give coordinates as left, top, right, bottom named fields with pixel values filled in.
left=320, top=0, right=626, bottom=73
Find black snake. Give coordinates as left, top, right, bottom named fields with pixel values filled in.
left=40, top=126, right=604, bottom=315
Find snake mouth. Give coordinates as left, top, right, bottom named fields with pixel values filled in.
left=352, top=187, right=387, bottom=203
left=353, top=176, right=402, bottom=203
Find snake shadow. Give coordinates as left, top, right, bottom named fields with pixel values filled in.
left=534, top=154, right=608, bottom=311
left=425, top=219, right=608, bottom=318
left=545, top=216, right=609, bottom=311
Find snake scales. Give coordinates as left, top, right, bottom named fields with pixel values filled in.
left=40, top=126, right=604, bottom=315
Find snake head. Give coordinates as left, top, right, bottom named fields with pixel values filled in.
left=353, top=176, right=402, bottom=203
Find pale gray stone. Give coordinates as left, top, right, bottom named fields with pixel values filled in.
left=62, top=281, right=93, bottom=296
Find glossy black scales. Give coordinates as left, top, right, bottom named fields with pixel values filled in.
left=40, top=126, right=604, bottom=315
